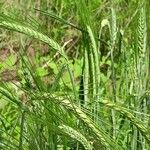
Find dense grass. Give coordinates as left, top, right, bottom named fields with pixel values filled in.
left=0, top=0, right=150, bottom=150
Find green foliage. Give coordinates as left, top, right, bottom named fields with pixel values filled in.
left=0, top=1, right=150, bottom=150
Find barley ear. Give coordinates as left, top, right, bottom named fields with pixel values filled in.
left=59, top=124, right=93, bottom=150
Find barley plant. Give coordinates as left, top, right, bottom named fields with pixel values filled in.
left=0, top=0, right=150, bottom=150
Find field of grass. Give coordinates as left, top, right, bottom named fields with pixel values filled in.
left=0, top=0, right=150, bottom=150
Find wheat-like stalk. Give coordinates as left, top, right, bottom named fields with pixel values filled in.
left=83, top=49, right=89, bottom=106
left=51, top=96, right=111, bottom=149
left=59, top=124, right=93, bottom=150
left=0, top=19, right=61, bottom=52
left=31, top=92, right=150, bottom=147
left=138, top=7, right=147, bottom=57
left=87, top=26, right=100, bottom=95
left=31, top=92, right=122, bottom=150
left=100, top=100, right=150, bottom=144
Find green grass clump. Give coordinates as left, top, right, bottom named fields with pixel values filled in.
left=0, top=1, right=150, bottom=150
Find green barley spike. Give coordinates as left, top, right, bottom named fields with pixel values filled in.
left=138, top=7, right=147, bottom=57
left=100, top=100, right=150, bottom=144
left=0, top=15, right=61, bottom=52
left=59, top=124, right=93, bottom=150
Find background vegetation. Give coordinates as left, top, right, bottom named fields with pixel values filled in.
left=0, top=0, right=149, bottom=149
